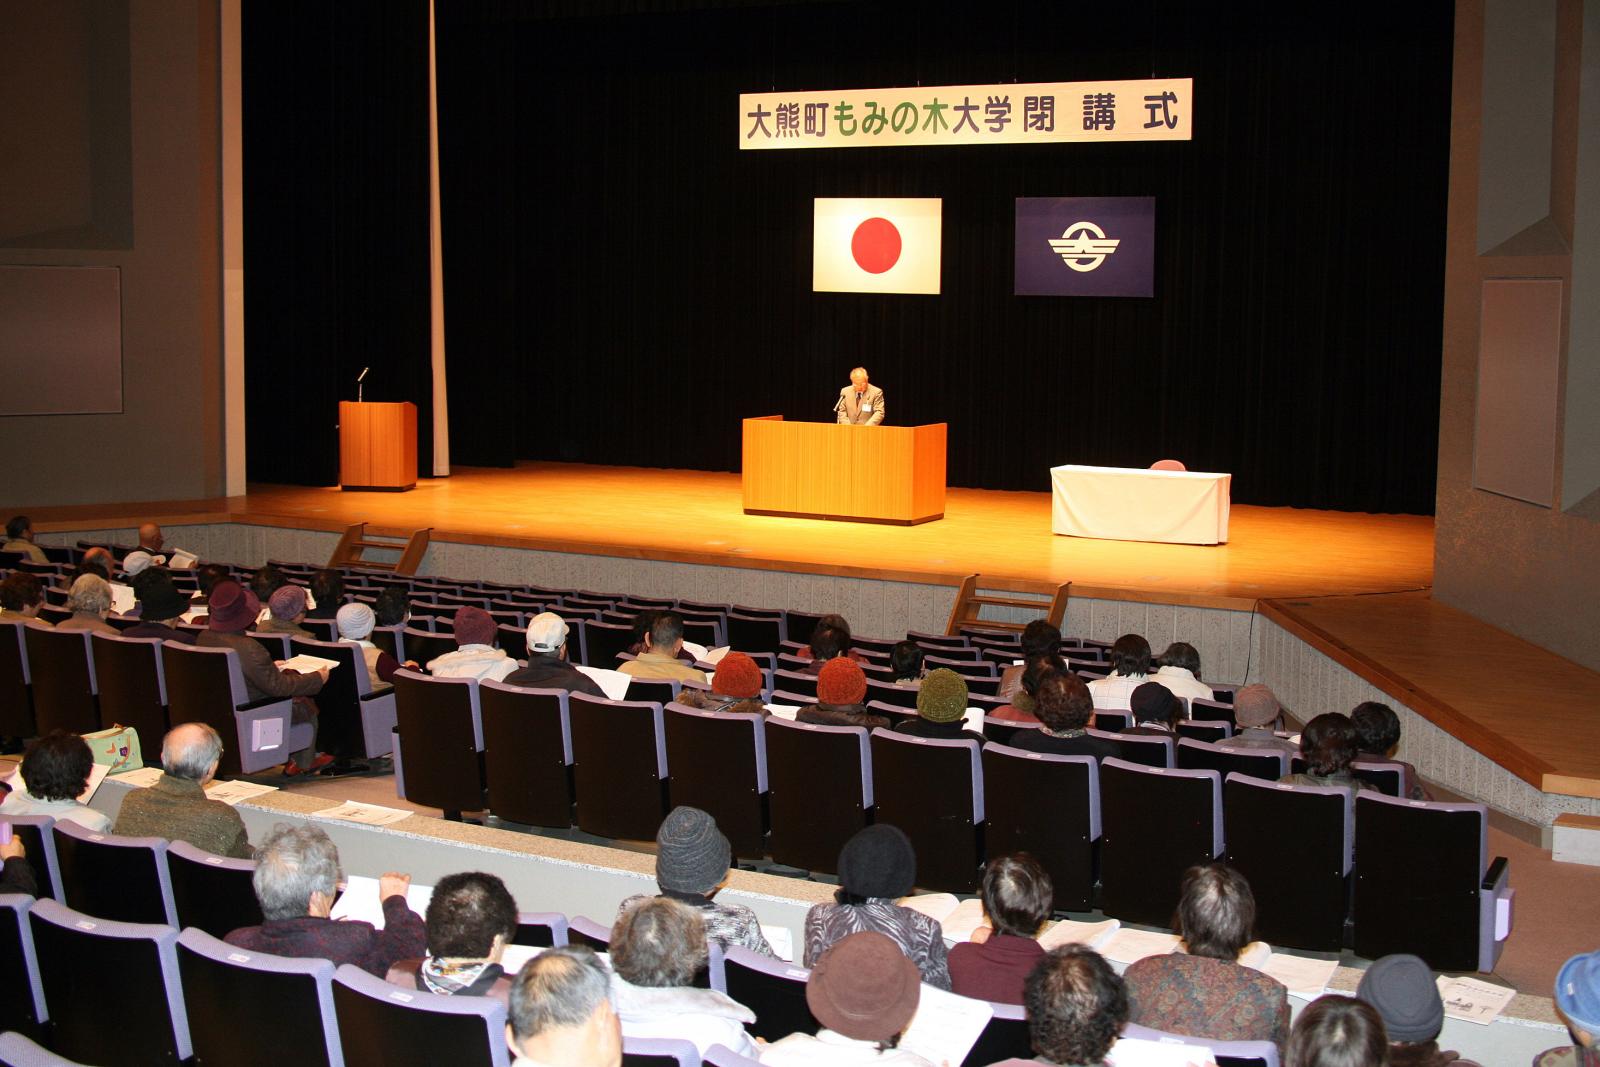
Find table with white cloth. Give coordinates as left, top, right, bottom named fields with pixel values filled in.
left=1050, top=464, right=1232, bottom=545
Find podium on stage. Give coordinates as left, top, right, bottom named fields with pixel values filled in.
left=741, top=416, right=946, bottom=525
left=339, top=401, right=417, bottom=492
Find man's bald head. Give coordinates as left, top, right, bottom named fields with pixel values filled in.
left=138, top=523, right=164, bottom=552
left=162, top=722, right=224, bottom=783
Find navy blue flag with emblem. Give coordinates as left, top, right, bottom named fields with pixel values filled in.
left=1014, top=196, right=1156, bottom=297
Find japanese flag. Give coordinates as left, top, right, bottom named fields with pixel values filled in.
left=813, top=197, right=942, bottom=294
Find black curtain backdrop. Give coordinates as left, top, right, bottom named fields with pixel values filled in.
left=435, top=0, right=1451, bottom=514
left=243, top=0, right=431, bottom=487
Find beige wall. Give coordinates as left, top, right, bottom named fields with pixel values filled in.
left=0, top=1, right=225, bottom=507
left=1434, top=0, right=1600, bottom=671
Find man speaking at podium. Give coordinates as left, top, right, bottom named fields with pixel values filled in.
left=835, top=366, right=885, bottom=426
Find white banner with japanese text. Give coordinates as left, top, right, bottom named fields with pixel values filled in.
left=738, top=79, right=1191, bottom=149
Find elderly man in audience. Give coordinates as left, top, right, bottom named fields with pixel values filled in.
left=0, top=572, right=52, bottom=627
left=762, top=931, right=933, bottom=1066
left=504, top=612, right=605, bottom=696
left=258, top=584, right=315, bottom=639
left=799, top=657, right=891, bottom=729
left=427, top=605, right=519, bottom=682
left=1280, top=713, right=1377, bottom=800
left=1087, top=633, right=1153, bottom=710
left=0, top=731, right=111, bottom=831
left=1285, top=995, right=1389, bottom=1067
left=1352, top=700, right=1430, bottom=801
left=1022, top=944, right=1130, bottom=1067
left=893, top=667, right=983, bottom=743
left=676, top=650, right=768, bottom=715
left=388, top=871, right=519, bottom=1004
left=135, top=522, right=166, bottom=561
left=124, top=569, right=198, bottom=643
left=1215, top=684, right=1297, bottom=756
left=948, top=853, right=1051, bottom=1005
left=795, top=613, right=868, bottom=663
left=998, top=619, right=1061, bottom=700
left=1123, top=863, right=1290, bottom=1051
left=798, top=623, right=850, bottom=675
left=74, top=546, right=118, bottom=582
left=199, top=579, right=330, bottom=776
left=226, top=822, right=426, bottom=976
left=1008, top=671, right=1120, bottom=761
left=55, top=573, right=118, bottom=635
left=619, top=611, right=707, bottom=684
left=337, top=601, right=405, bottom=689
left=618, top=806, right=775, bottom=957
left=1357, top=953, right=1483, bottom=1067
left=607, top=896, right=760, bottom=1057
left=1150, top=641, right=1214, bottom=705
left=3, top=515, right=49, bottom=564
left=505, top=945, right=623, bottom=1067
left=112, top=723, right=253, bottom=857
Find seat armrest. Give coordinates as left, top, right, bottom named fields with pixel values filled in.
left=1481, top=855, right=1508, bottom=890
left=239, top=693, right=293, bottom=712
left=1478, top=855, right=1513, bottom=973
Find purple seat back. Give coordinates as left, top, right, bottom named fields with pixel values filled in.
left=666, top=702, right=768, bottom=792
left=982, top=745, right=1102, bottom=838
left=176, top=926, right=343, bottom=1067
left=869, top=727, right=984, bottom=823
left=1122, top=1022, right=1278, bottom=1067
left=763, top=716, right=873, bottom=808
left=331, top=963, right=509, bottom=1067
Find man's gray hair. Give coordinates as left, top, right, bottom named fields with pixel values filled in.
left=850, top=366, right=868, bottom=379
left=66, top=573, right=111, bottom=615
left=251, top=823, right=342, bottom=921
left=608, top=896, right=707, bottom=988
left=161, top=722, right=224, bottom=781
left=508, top=945, right=612, bottom=1041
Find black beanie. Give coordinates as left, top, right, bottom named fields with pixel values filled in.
left=838, top=824, right=916, bottom=899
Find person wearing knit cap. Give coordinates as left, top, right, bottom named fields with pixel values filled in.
left=616, top=806, right=776, bottom=959
left=122, top=569, right=198, bottom=644
left=892, top=667, right=982, bottom=743
left=1357, top=954, right=1483, bottom=1067
left=803, top=824, right=951, bottom=990
left=337, top=601, right=404, bottom=690
left=1125, top=681, right=1183, bottom=736
left=676, top=651, right=769, bottom=716
left=798, top=658, right=891, bottom=730
left=761, top=931, right=933, bottom=1067
left=196, top=579, right=329, bottom=776
left=1538, top=949, right=1600, bottom=1067
left=257, top=584, right=314, bottom=640
left=503, top=612, right=605, bottom=697
left=426, top=606, right=518, bottom=682
left=1216, top=683, right=1299, bottom=757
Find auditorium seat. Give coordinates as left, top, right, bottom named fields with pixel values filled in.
left=981, top=746, right=1101, bottom=912
left=621, top=1037, right=700, bottom=1067
left=4, top=816, right=60, bottom=903
left=1098, top=758, right=1223, bottom=927
left=567, top=914, right=611, bottom=949
left=479, top=681, right=575, bottom=829
left=22, top=627, right=98, bottom=736
left=512, top=911, right=571, bottom=948
left=89, top=632, right=169, bottom=750
left=1121, top=1023, right=1278, bottom=1067
left=391, top=669, right=487, bottom=821
left=52, top=820, right=176, bottom=926
left=869, top=729, right=985, bottom=894
left=177, top=927, right=342, bottom=1067
left=369, top=624, right=405, bottom=661
left=764, top=717, right=874, bottom=874
left=167, top=839, right=263, bottom=939
left=0, top=893, right=46, bottom=1041
left=400, top=626, right=456, bottom=670
left=332, top=962, right=509, bottom=1067
left=568, top=693, right=669, bottom=841
left=1175, top=738, right=1290, bottom=781
left=1224, top=774, right=1351, bottom=952
left=0, top=621, right=36, bottom=739
left=1096, top=728, right=1173, bottom=768
left=581, top=620, right=634, bottom=668
left=703, top=1044, right=764, bottom=1067
left=247, top=629, right=292, bottom=659
left=624, top=677, right=680, bottom=706
left=0, top=1032, right=90, bottom=1067
left=1190, top=697, right=1237, bottom=726
left=962, top=1002, right=1031, bottom=1067
left=865, top=679, right=918, bottom=708
left=772, top=669, right=817, bottom=698
left=1090, top=710, right=1131, bottom=732
left=677, top=609, right=727, bottom=647
left=290, top=636, right=398, bottom=760
left=664, top=702, right=768, bottom=857
left=161, top=641, right=310, bottom=775
left=719, top=946, right=815, bottom=1042
left=1350, top=759, right=1406, bottom=797
left=783, top=609, right=823, bottom=649
left=1175, top=719, right=1232, bottom=744
left=981, top=717, right=1040, bottom=748
left=725, top=612, right=785, bottom=655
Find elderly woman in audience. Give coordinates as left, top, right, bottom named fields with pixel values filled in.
left=1357, top=953, right=1482, bottom=1067
left=248, top=564, right=289, bottom=602
left=55, top=573, right=118, bottom=635
left=991, top=652, right=1066, bottom=724
left=796, top=613, right=868, bottom=664
left=889, top=640, right=925, bottom=687
left=799, top=623, right=851, bottom=675
left=607, top=896, right=760, bottom=1057
left=373, top=586, right=411, bottom=628
left=998, top=619, right=1062, bottom=700
left=0, top=572, right=51, bottom=627
left=1217, top=684, right=1298, bottom=756
left=761, top=931, right=933, bottom=1066
left=893, top=667, right=982, bottom=743
left=1351, top=701, right=1430, bottom=800
left=337, top=601, right=406, bottom=689
left=1025, top=945, right=1130, bottom=1067
left=427, top=606, right=517, bottom=682
left=947, top=853, right=1052, bottom=1005
left=0, top=731, right=111, bottom=830
left=506, top=945, right=623, bottom=1067
left=123, top=569, right=198, bottom=643
left=1124, top=863, right=1290, bottom=1051
left=1280, top=712, right=1377, bottom=800
left=1286, top=995, right=1390, bottom=1067
left=1087, top=632, right=1153, bottom=710
left=617, top=806, right=775, bottom=957
left=1124, top=681, right=1184, bottom=736
left=1008, top=671, right=1121, bottom=760
left=258, top=584, right=315, bottom=639
left=306, top=568, right=344, bottom=619
left=799, top=658, right=891, bottom=729
left=803, top=823, right=951, bottom=989
left=1151, top=641, right=1213, bottom=704
left=388, top=871, right=519, bottom=1005
left=677, top=650, right=768, bottom=715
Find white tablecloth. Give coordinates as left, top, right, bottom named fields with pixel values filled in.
left=1050, top=465, right=1231, bottom=545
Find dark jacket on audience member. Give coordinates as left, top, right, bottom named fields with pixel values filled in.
left=893, top=717, right=984, bottom=745
left=797, top=702, right=891, bottom=730
left=121, top=620, right=197, bottom=644
left=503, top=656, right=605, bottom=698
left=226, top=895, right=427, bottom=977
left=1006, top=728, right=1121, bottom=761
left=197, top=629, right=325, bottom=702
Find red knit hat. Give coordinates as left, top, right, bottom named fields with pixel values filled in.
left=818, top=657, right=867, bottom=705
left=713, top=651, right=763, bottom=699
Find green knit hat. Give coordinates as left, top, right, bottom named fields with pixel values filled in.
left=916, top=668, right=969, bottom=724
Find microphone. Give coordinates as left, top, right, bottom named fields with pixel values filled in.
left=833, top=393, right=847, bottom=415
left=356, top=366, right=370, bottom=402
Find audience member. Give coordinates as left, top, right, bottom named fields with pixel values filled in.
left=1281, top=713, right=1376, bottom=800
left=1023, top=945, right=1130, bottom=1067
left=225, top=823, right=426, bottom=976
left=617, top=806, right=775, bottom=957
left=121, top=550, right=156, bottom=579
left=198, top=580, right=329, bottom=775
left=249, top=564, right=290, bottom=602
left=607, top=897, right=759, bottom=1057
left=112, top=723, right=252, bottom=857
left=124, top=568, right=199, bottom=643
left=889, top=640, right=925, bottom=686
left=992, top=653, right=1067, bottom=724
left=1008, top=671, right=1121, bottom=760
left=1124, top=863, right=1290, bottom=1050
left=504, top=612, right=605, bottom=696
left=803, top=824, right=951, bottom=989
left=54, top=573, right=118, bottom=634
left=1539, top=948, right=1600, bottom=1067
left=800, top=623, right=851, bottom=674
left=0, top=835, right=37, bottom=896
left=762, top=931, right=933, bottom=1066
left=191, top=563, right=231, bottom=607
left=337, top=601, right=404, bottom=689
left=135, top=522, right=166, bottom=561
left=893, top=667, right=982, bottom=743
left=307, top=568, right=344, bottom=618
left=1285, top=995, right=1390, bottom=1067
left=1357, top=954, right=1482, bottom=1066
left=0, top=572, right=51, bottom=627
left=427, top=606, right=518, bottom=682
left=388, top=871, right=519, bottom=1005
left=1124, top=681, right=1183, bottom=736
left=618, top=611, right=706, bottom=684
left=3, top=515, right=48, bottom=563
left=795, top=613, right=867, bottom=664
left=625, top=610, right=697, bottom=663
left=1351, top=701, right=1430, bottom=801
left=799, top=657, right=891, bottom=729
left=0, top=731, right=111, bottom=830
left=676, top=650, right=767, bottom=715
left=258, top=584, right=315, bottom=639
left=948, top=853, right=1051, bottom=1005
left=373, top=586, right=411, bottom=628
left=1087, top=633, right=1153, bottom=710
left=1216, top=684, right=1298, bottom=756
left=1150, top=641, right=1213, bottom=704
left=505, top=945, right=623, bottom=1067
left=999, top=620, right=1062, bottom=700
left=74, top=546, right=117, bottom=582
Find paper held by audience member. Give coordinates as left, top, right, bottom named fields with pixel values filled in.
left=764, top=703, right=801, bottom=721
left=1038, top=917, right=1121, bottom=951
left=1100, top=927, right=1182, bottom=964
left=330, top=874, right=434, bottom=929
left=109, top=582, right=136, bottom=616
left=1437, top=975, right=1516, bottom=1024
left=962, top=707, right=986, bottom=735
left=168, top=548, right=198, bottom=569
left=6, top=761, right=110, bottom=804
left=1256, top=952, right=1339, bottom=999
left=279, top=654, right=339, bottom=674
left=681, top=640, right=709, bottom=662
left=759, top=924, right=795, bottom=963
left=699, top=646, right=732, bottom=666
left=500, top=944, right=544, bottom=974
left=203, top=779, right=280, bottom=806
left=896, top=892, right=959, bottom=923
left=1107, top=1036, right=1217, bottom=1066
left=898, top=982, right=993, bottom=1067
left=574, top=665, right=630, bottom=701
left=318, top=801, right=416, bottom=826
left=113, top=765, right=166, bottom=789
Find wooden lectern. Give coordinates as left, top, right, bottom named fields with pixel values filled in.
left=339, top=401, right=417, bottom=491
left=741, top=416, right=947, bottom=524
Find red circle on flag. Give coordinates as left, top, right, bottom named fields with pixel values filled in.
left=851, top=217, right=902, bottom=274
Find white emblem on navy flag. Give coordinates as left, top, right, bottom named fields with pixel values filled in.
left=1048, top=222, right=1120, bottom=272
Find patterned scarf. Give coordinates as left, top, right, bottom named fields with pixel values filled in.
left=420, top=956, right=496, bottom=996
